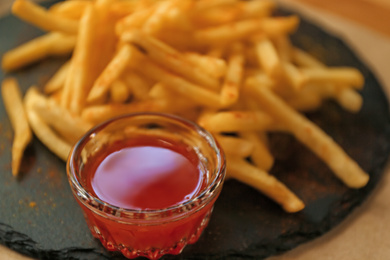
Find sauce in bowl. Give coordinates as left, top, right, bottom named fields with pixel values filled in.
left=88, top=137, right=205, bottom=210
left=67, top=113, right=226, bottom=259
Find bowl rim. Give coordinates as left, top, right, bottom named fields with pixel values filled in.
left=66, top=112, right=226, bottom=221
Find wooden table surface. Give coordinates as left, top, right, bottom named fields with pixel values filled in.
left=291, top=0, right=390, bottom=37
left=1, top=0, right=390, bottom=259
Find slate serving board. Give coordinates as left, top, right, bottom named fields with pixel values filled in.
left=1, top=2, right=390, bottom=260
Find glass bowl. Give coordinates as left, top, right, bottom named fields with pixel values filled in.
left=66, top=112, right=226, bottom=259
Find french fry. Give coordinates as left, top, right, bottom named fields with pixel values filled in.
left=239, top=0, right=276, bottom=20
left=335, top=87, right=363, bottom=113
left=2, top=32, right=75, bottom=72
left=194, top=0, right=238, bottom=11
left=142, top=0, right=178, bottom=35
left=87, top=44, right=137, bottom=104
left=12, top=0, right=79, bottom=34
left=240, top=131, right=274, bottom=171
left=159, top=0, right=194, bottom=32
left=220, top=43, right=245, bottom=107
left=122, top=71, right=153, bottom=101
left=193, top=18, right=265, bottom=45
left=300, top=67, right=365, bottom=89
left=198, top=110, right=277, bottom=133
left=248, top=84, right=369, bottom=188
left=81, top=100, right=166, bottom=124
left=26, top=89, right=92, bottom=144
left=215, top=134, right=254, bottom=158
left=130, top=48, right=222, bottom=108
left=254, top=35, right=283, bottom=79
left=291, top=47, right=324, bottom=68
left=148, top=83, right=199, bottom=114
left=44, top=61, right=70, bottom=94
left=259, top=15, right=299, bottom=36
left=109, top=1, right=139, bottom=18
left=25, top=88, right=71, bottom=161
left=227, top=155, right=305, bottom=213
left=48, top=0, right=91, bottom=20
left=193, top=16, right=299, bottom=46
left=63, top=3, right=117, bottom=113
left=115, top=4, right=156, bottom=35
left=109, top=79, right=131, bottom=104
left=184, top=52, right=227, bottom=78
left=61, top=4, right=97, bottom=110
left=193, top=0, right=275, bottom=25
left=291, top=47, right=364, bottom=112
left=281, top=61, right=305, bottom=90
left=1, top=78, right=32, bottom=176
left=122, top=31, right=220, bottom=90
left=273, top=36, right=291, bottom=63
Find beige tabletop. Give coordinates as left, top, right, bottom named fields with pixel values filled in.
left=1, top=0, right=390, bottom=259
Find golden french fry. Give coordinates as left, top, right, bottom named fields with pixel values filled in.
left=290, top=48, right=364, bottom=111
left=193, top=18, right=265, bottom=45
left=63, top=3, right=117, bottom=113
left=61, top=4, right=96, bottom=110
left=248, top=84, right=369, bottom=188
left=194, top=0, right=275, bottom=26
left=291, top=47, right=324, bottom=68
left=285, top=89, right=323, bottom=111
left=25, top=88, right=71, bottom=161
left=115, top=5, right=156, bottom=35
left=281, top=61, right=305, bottom=90
left=220, top=43, right=244, bottom=107
left=109, top=79, right=131, bottom=104
left=81, top=100, right=166, bottom=124
left=194, top=16, right=298, bottom=46
left=198, top=110, right=277, bottom=133
left=215, top=134, right=254, bottom=158
left=109, top=1, right=138, bottom=18
left=12, top=0, right=79, bottom=34
left=1, top=78, right=32, bottom=176
left=260, top=15, right=299, bottom=36
left=48, top=0, right=91, bottom=20
left=122, top=31, right=220, bottom=90
left=194, top=0, right=238, bottom=11
left=158, top=0, right=193, bottom=32
left=2, top=32, right=75, bottom=72
left=239, top=0, right=276, bottom=20
left=26, top=89, right=92, bottom=144
left=300, top=67, right=365, bottom=89
left=44, top=61, right=70, bottom=94
left=254, top=35, right=283, bottom=79
left=192, top=4, right=242, bottom=26
left=122, top=71, right=153, bottom=101
left=335, top=87, right=363, bottom=113
left=273, top=35, right=292, bottom=62
left=240, top=131, right=274, bottom=171
left=130, top=48, right=222, bottom=108
left=142, top=0, right=183, bottom=35
left=148, top=83, right=198, bottom=114
left=87, top=44, right=137, bottom=103
left=184, top=52, right=227, bottom=78
left=227, top=155, right=305, bottom=213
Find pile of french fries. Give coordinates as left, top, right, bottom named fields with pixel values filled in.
left=1, top=0, right=370, bottom=213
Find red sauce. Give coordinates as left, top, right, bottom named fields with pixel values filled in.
left=87, top=138, right=204, bottom=210
left=77, top=135, right=216, bottom=259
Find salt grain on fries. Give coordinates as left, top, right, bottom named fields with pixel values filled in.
left=1, top=0, right=369, bottom=212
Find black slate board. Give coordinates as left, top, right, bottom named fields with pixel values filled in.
left=1, top=2, right=390, bottom=260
